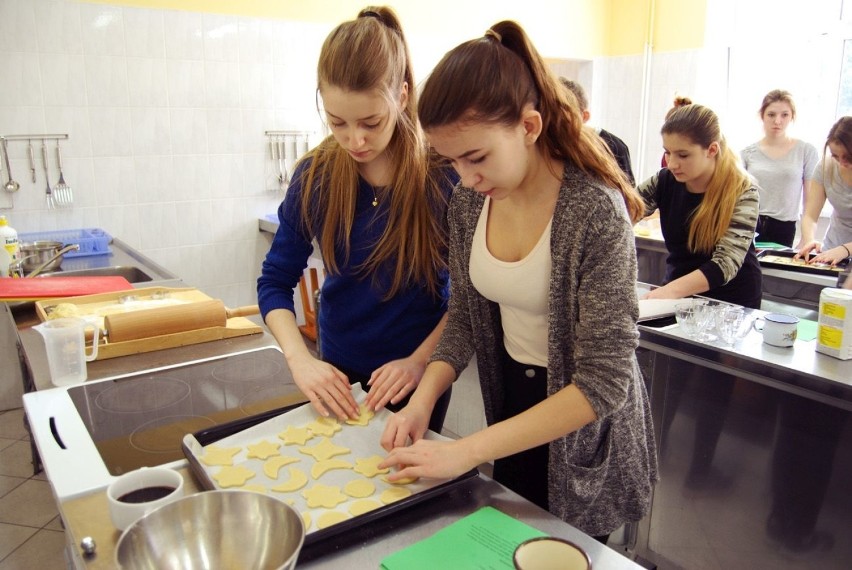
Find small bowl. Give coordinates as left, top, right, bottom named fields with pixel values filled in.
left=115, top=490, right=305, bottom=570
left=513, top=536, right=592, bottom=570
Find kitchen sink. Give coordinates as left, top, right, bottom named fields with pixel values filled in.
left=39, top=266, right=154, bottom=283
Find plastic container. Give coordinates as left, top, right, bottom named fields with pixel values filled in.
left=0, top=215, right=19, bottom=277
left=17, top=228, right=112, bottom=258
left=32, top=318, right=100, bottom=386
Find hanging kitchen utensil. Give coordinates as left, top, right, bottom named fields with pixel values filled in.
left=28, top=140, right=36, bottom=183
left=41, top=142, right=55, bottom=209
left=2, top=139, right=20, bottom=193
left=54, top=141, right=72, bottom=207
left=277, top=136, right=287, bottom=191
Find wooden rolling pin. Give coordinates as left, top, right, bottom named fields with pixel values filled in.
left=103, top=299, right=259, bottom=343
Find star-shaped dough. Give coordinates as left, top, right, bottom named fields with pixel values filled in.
left=263, top=455, right=301, bottom=479
left=344, top=404, right=375, bottom=426
left=270, top=467, right=309, bottom=492
left=307, top=416, right=341, bottom=437
left=299, top=437, right=350, bottom=461
left=278, top=425, right=314, bottom=445
left=212, top=465, right=256, bottom=488
left=246, top=439, right=281, bottom=460
left=353, top=455, right=390, bottom=478
left=302, top=483, right=348, bottom=509
left=311, top=458, right=353, bottom=480
left=200, top=444, right=241, bottom=467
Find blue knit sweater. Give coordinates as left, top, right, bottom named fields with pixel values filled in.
left=258, top=159, right=455, bottom=376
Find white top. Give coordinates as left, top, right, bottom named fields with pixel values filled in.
left=740, top=139, right=819, bottom=222
left=469, top=196, right=551, bottom=367
left=813, top=158, right=852, bottom=249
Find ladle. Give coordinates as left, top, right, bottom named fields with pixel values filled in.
left=2, top=139, right=19, bottom=193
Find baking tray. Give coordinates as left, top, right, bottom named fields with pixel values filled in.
left=182, top=386, right=478, bottom=547
left=757, top=249, right=848, bottom=277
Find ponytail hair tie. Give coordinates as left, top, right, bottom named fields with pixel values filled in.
left=360, top=9, right=382, bottom=21
left=484, top=28, right=502, bottom=43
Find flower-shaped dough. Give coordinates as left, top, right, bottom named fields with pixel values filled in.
left=302, top=483, right=348, bottom=509
left=353, top=455, right=390, bottom=478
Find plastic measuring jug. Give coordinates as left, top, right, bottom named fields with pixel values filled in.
left=33, top=317, right=100, bottom=386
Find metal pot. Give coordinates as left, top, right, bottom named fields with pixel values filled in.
left=18, top=241, right=73, bottom=273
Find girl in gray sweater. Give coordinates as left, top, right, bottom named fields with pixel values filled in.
left=379, top=20, right=658, bottom=540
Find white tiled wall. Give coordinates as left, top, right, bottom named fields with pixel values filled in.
left=0, top=0, right=330, bottom=307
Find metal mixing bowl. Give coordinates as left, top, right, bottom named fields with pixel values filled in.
left=18, top=241, right=70, bottom=273
left=115, top=490, right=305, bottom=570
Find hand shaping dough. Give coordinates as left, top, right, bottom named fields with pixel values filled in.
left=352, top=455, right=390, bottom=478
left=302, top=483, right=348, bottom=509
left=263, top=455, right=301, bottom=479
left=200, top=444, right=241, bottom=467
left=317, top=511, right=351, bottom=529
left=245, top=439, right=281, bottom=460
left=212, top=465, right=256, bottom=488
left=311, top=458, right=353, bottom=480
left=270, top=467, right=309, bottom=493
left=307, top=417, right=341, bottom=437
left=299, top=437, right=350, bottom=461
left=381, top=471, right=419, bottom=485
left=278, top=425, right=314, bottom=446
left=343, top=479, right=376, bottom=498
left=344, top=404, right=375, bottom=426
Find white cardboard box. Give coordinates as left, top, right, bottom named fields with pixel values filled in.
left=816, top=288, right=852, bottom=360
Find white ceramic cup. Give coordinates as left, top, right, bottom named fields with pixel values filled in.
left=753, top=313, right=799, bottom=347
left=513, top=537, right=591, bottom=570
left=107, top=467, right=184, bottom=531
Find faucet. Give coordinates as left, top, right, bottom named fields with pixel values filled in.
left=8, top=244, right=81, bottom=278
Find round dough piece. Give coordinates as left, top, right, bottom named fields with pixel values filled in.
left=349, top=499, right=382, bottom=516
left=380, top=487, right=412, bottom=504
left=270, top=467, right=309, bottom=493
left=317, top=511, right=351, bottom=529
left=343, top=479, right=376, bottom=499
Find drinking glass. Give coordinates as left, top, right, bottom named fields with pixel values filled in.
left=675, top=302, right=700, bottom=338
left=716, top=306, right=744, bottom=347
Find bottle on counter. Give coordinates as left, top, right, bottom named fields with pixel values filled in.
left=0, top=215, right=19, bottom=277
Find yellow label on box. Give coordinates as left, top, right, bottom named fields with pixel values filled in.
left=822, top=302, right=847, bottom=320
left=818, top=325, right=843, bottom=349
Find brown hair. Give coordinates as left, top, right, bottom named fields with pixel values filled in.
left=418, top=21, right=642, bottom=222
left=559, top=77, right=588, bottom=111
left=662, top=104, right=751, bottom=254
left=823, top=116, right=852, bottom=184
left=759, top=89, right=796, bottom=119
left=298, top=6, right=449, bottom=298
left=665, top=96, right=693, bottom=120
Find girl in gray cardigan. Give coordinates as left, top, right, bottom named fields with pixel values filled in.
left=379, top=21, right=658, bottom=540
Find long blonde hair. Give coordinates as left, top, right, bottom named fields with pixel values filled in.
left=297, top=6, right=449, bottom=298
left=417, top=21, right=644, bottom=223
left=662, top=104, right=751, bottom=254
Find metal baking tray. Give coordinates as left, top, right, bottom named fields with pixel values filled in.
left=757, top=249, right=848, bottom=277
left=182, top=388, right=478, bottom=547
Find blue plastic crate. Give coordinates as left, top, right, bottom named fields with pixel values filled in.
left=18, top=228, right=112, bottom=257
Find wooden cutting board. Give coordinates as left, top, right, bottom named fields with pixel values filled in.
left=34, top=286, right=264, bottom=360
left=0, top=276, right=133, bottom=300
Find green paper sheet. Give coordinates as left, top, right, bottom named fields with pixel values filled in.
left=380, top=506, right=547, bottom=570
left=798, top=319, right=818, bottom=342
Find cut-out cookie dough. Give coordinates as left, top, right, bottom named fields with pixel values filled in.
left=200, top=444, right=241, bottom=467
left=311, top=458, right=353, bottom=480
left=343, top=479, right=376, bottom=498
left=212, top=465, right=256, bottom=488
left=344, top=404, right=375, bottom=426
left=381, top=471, right=419, bottom=485
left=263, top=455, right=301, bottom=479
left=241, top=484, right=267, bottom=494
left=302, top=483, right=348, bottom=509
left=380, top=487, right=412, bottom=504
left=279, top=425, right=314, bottom=446
left=245, top=439, right=281, bottom=460
left=307, top=417, right=341, bottom=437
left=352, top=455, right=390, bottom=478
left=317, top=511, right=351, bottom=529
left=349, top=499, right=382, bottom=516
left=299, top=437, right=350, bottom=462
left=302, top=512, right=312, bottom=531
left=270, top=467, right=309, bottom=493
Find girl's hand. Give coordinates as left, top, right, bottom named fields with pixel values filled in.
left=286, top=354, right=358, bottom=420
left=809, top=246, right=850, bottom=267
left=794, top=240, right=821, bottom=260
left=364, top=357, right=426, bottom=412
left=380, top=403, right=431, bottom=451
left=379, top=438, right=476, bottom=482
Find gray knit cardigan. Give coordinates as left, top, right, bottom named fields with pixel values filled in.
left=431, top=163, right=659, bottom=536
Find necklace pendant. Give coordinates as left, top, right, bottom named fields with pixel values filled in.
left=372, top=197, right=378, bottom=207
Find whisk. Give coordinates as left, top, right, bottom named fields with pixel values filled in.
left=54, top=141, right=72, bottom=207
left=41, top=142, right=55, bottom=209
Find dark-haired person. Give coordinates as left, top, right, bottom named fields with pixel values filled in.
left=258, top=6, right=455, bottom=430
left=559, top=77, right=634, bottom=184
left=379, top=21, right=657, bottom=543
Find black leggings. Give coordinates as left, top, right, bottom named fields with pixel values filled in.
left=332, top=362, right=452, bottom=434
left=756, top=215, right=796, bottom=248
